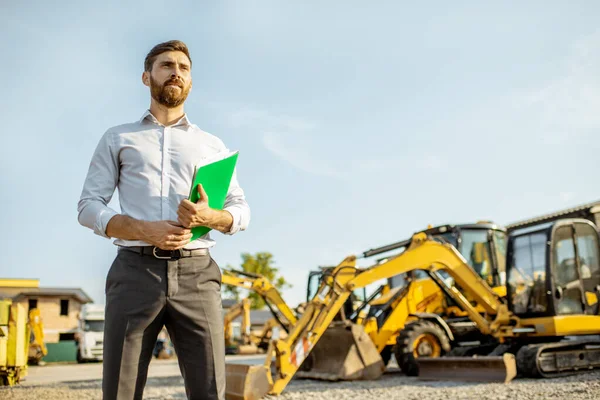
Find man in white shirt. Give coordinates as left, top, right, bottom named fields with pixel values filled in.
left=78, top=40, right=250, bottom=400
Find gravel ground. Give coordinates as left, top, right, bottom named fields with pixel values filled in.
left=1, top=368, right=599, bottom=400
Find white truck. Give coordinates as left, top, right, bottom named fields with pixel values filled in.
left=75, top=303, right=105, bottom=363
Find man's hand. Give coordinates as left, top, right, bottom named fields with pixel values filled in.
left=177, top=184, right=216, bottom=229
left=140, top=220, right=192, bottom=250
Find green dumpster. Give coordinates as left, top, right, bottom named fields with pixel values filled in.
left=43, top=341, right=77, bottom=363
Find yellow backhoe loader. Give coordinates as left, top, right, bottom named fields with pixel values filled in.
left=224, top=298, right=257, bottom=355
left=221, top=269, right=298, bottom=357
left=221, top=269, right=297, bottom=332
left=299, top=222, right=508, bottom=377
left=224, top=218, right=600, bottom=399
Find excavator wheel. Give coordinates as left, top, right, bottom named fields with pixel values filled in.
left=395, top=320, right=450, bottom=376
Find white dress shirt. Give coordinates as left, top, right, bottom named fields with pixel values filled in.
left=77, top=110, right=250, bottom=249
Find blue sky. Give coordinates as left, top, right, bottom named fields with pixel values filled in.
left=1, top=1, right=599, bottom=307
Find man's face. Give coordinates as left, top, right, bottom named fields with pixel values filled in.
left=144, top=51, right=192, bottom=108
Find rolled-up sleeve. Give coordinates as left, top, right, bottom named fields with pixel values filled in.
left=77, top=130, right=120, bottom=238
left=223, top=168, right=250, bottom=235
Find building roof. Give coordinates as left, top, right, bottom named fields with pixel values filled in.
left=506, top=200, right=600, bottom=232
left=0, top=278, right=39, bottom=288
left=249, top=309, right=275, bottom=326
left=222, top=298, right=237, bottom=309
left=0, top=287, right=93, bottom=304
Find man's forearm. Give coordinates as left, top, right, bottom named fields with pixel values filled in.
left=205, top=209, right=234, bottom=233
left=106, top=215, right=147, bottom=241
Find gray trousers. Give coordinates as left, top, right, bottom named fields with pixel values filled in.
left=102, top=248, right=225, bottom=400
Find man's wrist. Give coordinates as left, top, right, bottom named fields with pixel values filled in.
left=192, top=208, right=232, bottom=233
left=106, top=215, right=149, bottom=242
left=194, top=208, right=219, bottom=228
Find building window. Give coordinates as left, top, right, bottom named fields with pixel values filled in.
left=60, top=299, right=69, bottom=316
left=28, top=299, right=38, bottom=311
left=59, top=333, right=76, bottom=341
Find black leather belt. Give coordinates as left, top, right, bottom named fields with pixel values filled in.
left=120, top=246, right=209, bottom=260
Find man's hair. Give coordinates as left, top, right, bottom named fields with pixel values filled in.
left=144, top=40, right=192, bottom=72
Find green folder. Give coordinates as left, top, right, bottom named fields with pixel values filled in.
left=188, top=151, right=239, bottom=240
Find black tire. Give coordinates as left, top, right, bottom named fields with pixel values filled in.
left=380, top=345, right=393, bottom=367
left=516, top=344, right=541, bottom=378
left=76, top=348, right=85, bottom=364
left=395, top=320, right=451, bottom=376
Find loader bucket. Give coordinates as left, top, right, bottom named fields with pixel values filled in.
left=225, top=364, right=271, bottom=400
left=295, top=323, right=385, bottom=381
left=417, top=353, right=517, bottom=383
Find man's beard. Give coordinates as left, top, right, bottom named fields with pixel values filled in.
left=150, top=76, right=191, bottom=108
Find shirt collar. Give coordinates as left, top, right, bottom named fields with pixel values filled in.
left=139, top=110, right=191, bottom=128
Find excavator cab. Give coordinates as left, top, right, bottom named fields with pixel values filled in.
left=507, top=219, right=600, bottom=318
left=415, top=223, right=507, bottom=288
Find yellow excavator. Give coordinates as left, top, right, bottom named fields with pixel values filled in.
left=224, top=218, right=600, bottom=399
left=223, top=298, right=290, bottom=356
left=27, top=308, right=47, bottom=365
left=414, top=217, right=600, bottom=381
left=299, top=222, right=508, bottom=377
left=221, top=269, right=298, bottom=357
left=224, top=298, right=256, bottom=355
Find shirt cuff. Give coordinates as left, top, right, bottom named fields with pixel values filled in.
left=223, top=206, right=242, bottom=235
left=95, top=208, right=119, bottom=238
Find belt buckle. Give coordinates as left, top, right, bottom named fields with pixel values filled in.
left=152, top=247, right=180, bottom=260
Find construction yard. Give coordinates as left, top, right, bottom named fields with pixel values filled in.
left=1, top=356, right=599, bottom=400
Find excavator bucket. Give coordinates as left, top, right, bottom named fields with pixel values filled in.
left=295, top=323, right=386, bottom=381
left=225, top=364, right=272, bottom=400
left=417, top=353, right=517, bottom=383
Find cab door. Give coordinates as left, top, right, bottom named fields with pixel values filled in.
left=573, top=222, right=600, bottom=315
left=551, top=224, right=585, bottom=315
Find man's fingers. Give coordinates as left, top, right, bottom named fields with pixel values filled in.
left=167, top=232, right=193, bottom=242
left=197, top=184, right=209, bottom=202
left=177, top=215, right=191, bottom=228
left=180, top=199, right=197, bottom=212
left=176, top=210, right=189, bottom=222
left=166, top=220, right=191, bottom=234
left=162, top=237, right=192, bottom=250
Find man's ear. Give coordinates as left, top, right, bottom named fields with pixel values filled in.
left=142, top=71, right=150, bottom=87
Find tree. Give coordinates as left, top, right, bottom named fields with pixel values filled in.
left=223, top=252, right=291, bottom=309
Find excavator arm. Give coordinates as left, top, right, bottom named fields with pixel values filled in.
left=221, top=269, right=297, bottom=332
left=223, top=298, right=251, bottom=346
left=27, top=308, right=47, bottom=365
left=226, top=233, right=511, bottom=399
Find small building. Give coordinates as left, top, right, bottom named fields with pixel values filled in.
left=0, top=278, right=93, bottom=343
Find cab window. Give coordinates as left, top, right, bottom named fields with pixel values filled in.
left=509, top=232, right=548, bottom=314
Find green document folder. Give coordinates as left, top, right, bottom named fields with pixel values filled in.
left=188, top=151, right=239, bottom=240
